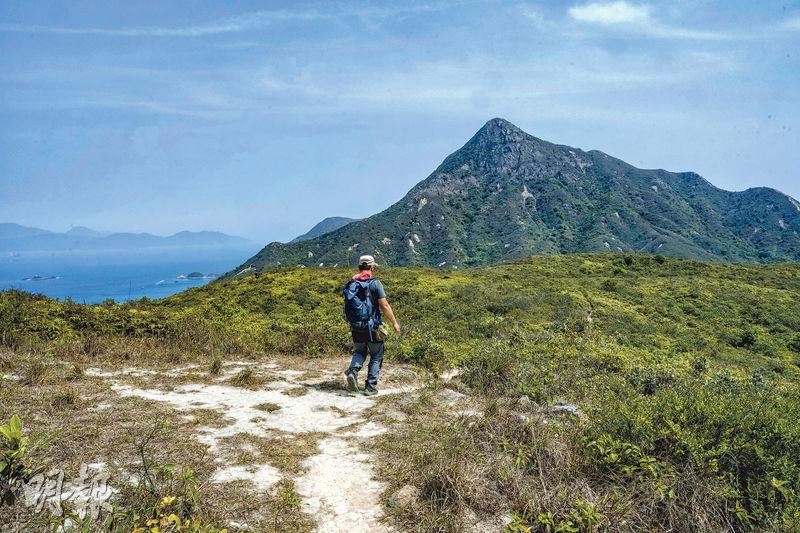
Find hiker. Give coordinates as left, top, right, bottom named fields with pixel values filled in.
left=342, top=254, right=401, bottom=395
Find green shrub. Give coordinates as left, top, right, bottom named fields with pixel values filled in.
left=460, top=340, right=521, bottom=394
left=730, top=328, right=758, bottom=349
left=600, top=279, right=618, bottom=292
left=50, top=388, right=79, bottom=408
left=395, top=333, right=446, bottom=370
left=583, top=375, right=800, bottom=528
left=626, top=366, right=676, bottom=396
left=0, top=415, right=30, bottom=505
left=789, top=334, right=800, bottom=354
left=690, top=355, right=708, bottom=374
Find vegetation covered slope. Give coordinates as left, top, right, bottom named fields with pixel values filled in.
left=6, top=254, right=800, bottom=375
left=224, top=118, right=800, bottom=278
left=2, top=254, right=800, bottom=530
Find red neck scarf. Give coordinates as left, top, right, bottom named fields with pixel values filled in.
left=352, top=271, right=373, bottom=281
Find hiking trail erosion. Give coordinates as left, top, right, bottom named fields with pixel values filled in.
left=85, top=359, right=421, bottom=532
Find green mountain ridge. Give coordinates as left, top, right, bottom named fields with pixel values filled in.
left=289, top=216, right=358, bottom=243
left=225, top=118, right=799, bottom=278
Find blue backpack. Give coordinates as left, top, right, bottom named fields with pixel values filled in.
left=343, top=279, right=376, bottom=332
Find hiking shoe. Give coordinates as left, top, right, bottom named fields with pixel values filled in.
left=362, top=386, right=378, bottom=396
left=346, top=371, right=359, bottom=392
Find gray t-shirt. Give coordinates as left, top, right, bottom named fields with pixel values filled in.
left=367, top=279, right=386, bottom=325
left=369, top=278, right=387, bottom=302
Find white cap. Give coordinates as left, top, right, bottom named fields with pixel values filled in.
left=358, top=254, right=377, bottom=266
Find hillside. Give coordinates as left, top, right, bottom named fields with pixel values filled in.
left=12, top=253, right=798, bottom=377
left=225, top=118, right=800, bottom=278
left=2, top=254, right=799, bottom=531
left=0, top=222, right=52, bottom=240
left=289, top=217, right=358, bottom=243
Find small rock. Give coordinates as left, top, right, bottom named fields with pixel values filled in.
left=387, top=484, right=420, bottom=508
left=388, top=368, right=418, bottom=381
left=440, top=368, right=461, bottom=382
left=516, top=395, right=532, bottom=410
left=382, top=409, right=408, bottom=422
left=549, top=402, right=581, bottom=416
left=396, top=392, right=416, bottom=408
left=436, top=388, right=468, bottom=406
left=461, top=508, right=479, bottom=531
left=464, top=510, right=514, bottom=533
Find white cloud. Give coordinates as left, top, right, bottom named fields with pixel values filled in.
left=2, top=42, right=742, bottom=120
left=567, top=1, right=730, bottom=40
left=568, top=1, right=650, bottom=25
left=0, top=10, right=320, bottom=37
left=520, top=6, right=545, bottom=23
left=0, top=3, right=458, bottom=37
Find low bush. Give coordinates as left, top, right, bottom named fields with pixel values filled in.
left=394, top=332, right=446, bottom=371
left=1, top=416, right=30, bottom=505
left=582, top=375, right=800, bottom=529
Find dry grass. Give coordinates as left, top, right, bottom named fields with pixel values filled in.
left=0, top=343, right=317, bottom=531
left=49, top=387, right=79, bottom=409
left=20, top=359, right=51, bottom=385
left=281, top=386, right=309, bottom=397
left=374, top=383, right=740, bottom=533
left=255, top=402, right=282, bottom=412
left=376, top=394, right=545, bottom=532
left=0, top=338, right=427, bottom=531
left=209, top=355, right=223, bottom=375
left=221, top=431, right=326, bottom=475
left=227, top=367, right=269, bottom=389
left=184, top=407, right=231, bottom=428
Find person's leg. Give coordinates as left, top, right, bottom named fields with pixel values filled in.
left=346, top=341, right=367, bottom=391
left=347, top=342, right=367, bottom=376
left=365, top=341, right=385, bottom=390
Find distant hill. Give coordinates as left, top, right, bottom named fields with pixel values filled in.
left=65, top=226, right=107, bottom=238
left=0, top=224, right=251, bottom=252
left=0, top=223, right=52, bottom=240
left=225, top=118, right=800, bottom=277
left=290, top=217, right=358, bottom=243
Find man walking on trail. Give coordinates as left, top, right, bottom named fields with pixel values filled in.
left=343, top=254, right=401, bottom=396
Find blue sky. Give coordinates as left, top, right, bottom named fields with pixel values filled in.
left=1, top=1, right=798, bottom=243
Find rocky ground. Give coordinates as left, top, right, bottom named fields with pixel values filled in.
left=104, top=360, right=421, bottom=531
left=2, top=354, right=435, bottom=531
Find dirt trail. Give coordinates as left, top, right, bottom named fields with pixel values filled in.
left=87, top=360, right=417, bottom=532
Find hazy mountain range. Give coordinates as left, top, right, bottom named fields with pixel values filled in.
left=0, top=223, right=251, bottom=253
left=226, top=118, right=800, bottom=277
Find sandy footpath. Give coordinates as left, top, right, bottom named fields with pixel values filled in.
left=87, top=360, right=417, bottom=532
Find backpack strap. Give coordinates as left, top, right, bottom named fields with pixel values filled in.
left=365, top=279, right=374, bottom=342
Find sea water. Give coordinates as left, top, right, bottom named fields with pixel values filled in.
left=0, top=246, right=260, bottom=304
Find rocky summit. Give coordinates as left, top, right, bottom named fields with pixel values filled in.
left=227, top=118, right=800, bottom=276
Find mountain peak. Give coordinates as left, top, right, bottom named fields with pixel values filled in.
left=66, top=226, right=104, bottom=238
left=484, top=117, right=517, bottom=128
left=222, top=118, right=800, bottom=276
left=478, top=117, right=523, bottom=136
left=468, top=118, right=532, bottom=151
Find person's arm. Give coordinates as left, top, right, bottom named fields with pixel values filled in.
left=378, top=298, right=400, bottom=332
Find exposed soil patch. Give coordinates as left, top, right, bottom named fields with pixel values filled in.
left=83, top=358, right=419, bottom=531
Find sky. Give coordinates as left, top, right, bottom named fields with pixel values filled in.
left=0, top=0, right=798, bottom=243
